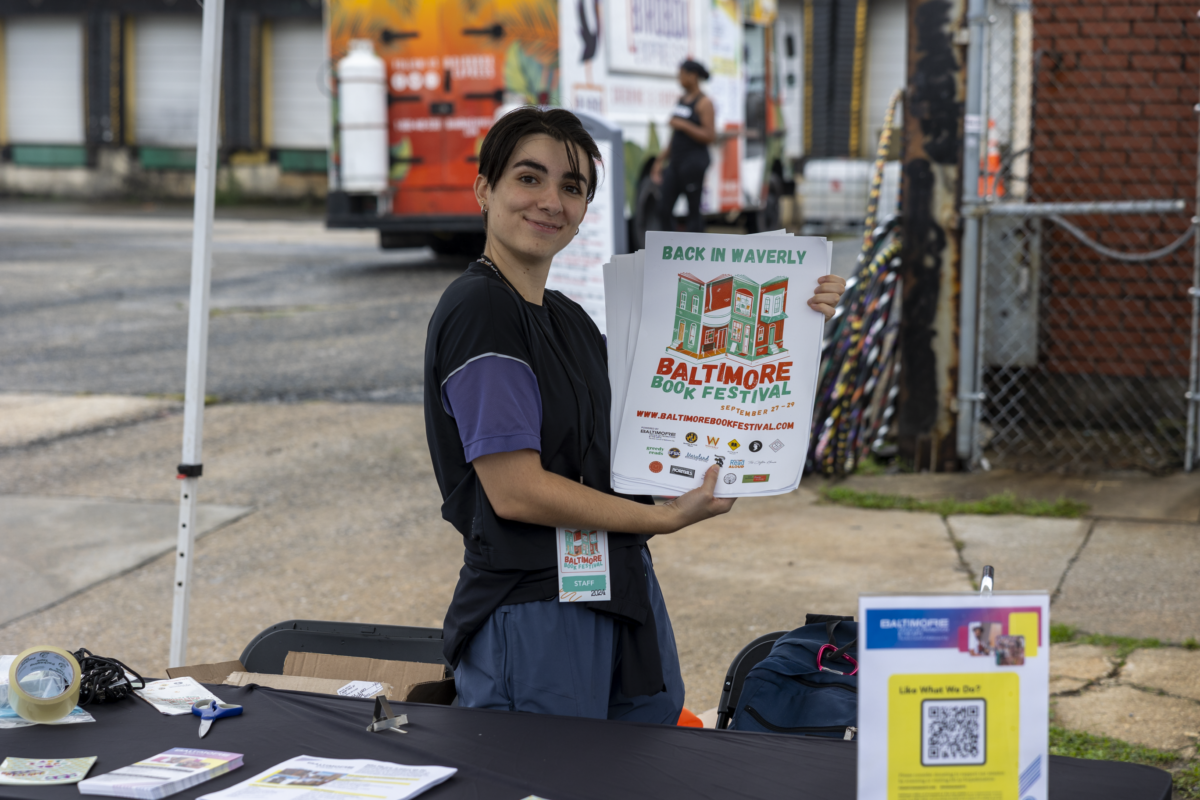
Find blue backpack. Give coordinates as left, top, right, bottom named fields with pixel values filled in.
left=728, top=617, right=858, bottom=739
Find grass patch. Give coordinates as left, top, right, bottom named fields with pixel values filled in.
left=853, top=456, right=889, bottom=476
left=1049, top=625, right=1162, bottom=658
left=1051, top=623, right=1077, bottom=644
left=1050, top=727, right=1198, bottom=798
left=1050, top=726, right=1177, bottom=767
left=1185, top=638, right=1198, bottom=651
left=1075, top=633, right=1161, bottom=659
left=819, top=487, right=1088, bottom=518
left=1177, top=764, right=1200, bottom=799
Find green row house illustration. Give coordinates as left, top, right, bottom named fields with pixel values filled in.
left=669, top=273, right=789, bottom=363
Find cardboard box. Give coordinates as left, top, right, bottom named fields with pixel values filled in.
left=224, top=672, right=394, bottom=697
left=282, top=652, right=446, bottom=701
left=166, top=660, right=246, bottom=685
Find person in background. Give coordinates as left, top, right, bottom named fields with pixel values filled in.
left=652, top=60, right=717, bottom=233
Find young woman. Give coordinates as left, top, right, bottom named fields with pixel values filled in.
left=424, top=107, right=846, bottom=723
left=652, top=60, right=717, bottom=232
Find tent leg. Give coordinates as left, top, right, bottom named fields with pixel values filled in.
left=170, top=477, right=200, bottom=667
left=170, top=0, right=225, bottom=668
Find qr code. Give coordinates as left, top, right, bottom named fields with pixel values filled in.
left=921, top=699, right=986, bottom=766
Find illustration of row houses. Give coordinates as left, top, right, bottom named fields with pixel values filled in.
left=669, top=272, right=789, bottom=362
left=565, top=529, right=600, bottom=556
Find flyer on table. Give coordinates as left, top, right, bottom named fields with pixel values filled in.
left=857, top=593, right=1050, bottom=800
left=611, top=231, right=828, bottom=497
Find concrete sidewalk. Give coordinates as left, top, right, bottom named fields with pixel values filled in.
left=0, top=395, right=1197, bottom=753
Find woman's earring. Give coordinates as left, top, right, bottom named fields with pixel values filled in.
left=575, top=228, right=580, bottom=235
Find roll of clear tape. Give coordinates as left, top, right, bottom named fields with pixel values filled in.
left=7, top=646, right=81, bottom=723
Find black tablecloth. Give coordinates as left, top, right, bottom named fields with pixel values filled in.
left=0, top=684, right=1172, bottom=800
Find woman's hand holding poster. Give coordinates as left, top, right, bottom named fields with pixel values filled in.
left=606, top=231, right=830, bottom=497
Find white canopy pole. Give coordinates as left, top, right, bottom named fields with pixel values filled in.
left=170, top=0, right=226, bottom=668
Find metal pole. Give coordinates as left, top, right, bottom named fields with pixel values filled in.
left=170, top=0, right=225, bottom=668
left=1186, top=98, right=1200, bottom=472
left=956, top=0, right=987, bottom=462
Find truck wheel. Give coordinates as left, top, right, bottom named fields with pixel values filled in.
left=631, top=175, right=659, bottom=251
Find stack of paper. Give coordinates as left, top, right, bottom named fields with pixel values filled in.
left=78, top=749, right=242, bottom=800
left=606, top=231, right=830, bottom=498
left=197, top=756, right=456, bottom=800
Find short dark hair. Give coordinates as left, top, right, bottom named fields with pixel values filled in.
left=680, top=59, right=710, bottom=81
left=477, top=107, right=601, bottom=206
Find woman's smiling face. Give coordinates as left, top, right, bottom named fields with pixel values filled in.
left=475, top=134, right=590, bottom=264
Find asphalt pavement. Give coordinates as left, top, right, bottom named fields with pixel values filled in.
left=0, top=203, right=461, bottom=403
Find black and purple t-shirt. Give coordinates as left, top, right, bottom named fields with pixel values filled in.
left=424, top=262, right=655, bottom=671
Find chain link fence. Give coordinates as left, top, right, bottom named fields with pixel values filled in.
left=962, top=0, right=1198, bottom=473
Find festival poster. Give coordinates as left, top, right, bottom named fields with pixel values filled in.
left=857, top=594, right=1051, bottom=800
left=610, top=231, right=828, bottom=497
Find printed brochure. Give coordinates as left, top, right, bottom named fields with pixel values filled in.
left=78, top=748, right=242, bottom=800
left=196, top=756, right=456, bottom=800
left=135, top=676, right=225, bottom=716
left=605, top=231, right=830, bottom=497
left=857, top=593, right=1051, bottom=800
left=0, top=757, right=97, bottom=785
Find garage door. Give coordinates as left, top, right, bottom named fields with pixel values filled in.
left=134, top=16, right=202, bottom=146
left=4, top=17, right=84, bottom=144
left=268, top=20, right=328, bottom=149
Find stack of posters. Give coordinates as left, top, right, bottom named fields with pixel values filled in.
left=605, top=231, right=830, bottom=497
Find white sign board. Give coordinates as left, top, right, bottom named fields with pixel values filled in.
left=546, top=138, right=613, bottom=333
left=857, top=593, right=1050, bottom=800
left=606, top=0, right=703, bottom=77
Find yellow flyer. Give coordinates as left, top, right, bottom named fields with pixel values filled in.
left=857, top=593, right=1049, bottom=800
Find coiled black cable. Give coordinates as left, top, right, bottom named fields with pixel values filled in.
left=70, top=648, right=145, bottom=705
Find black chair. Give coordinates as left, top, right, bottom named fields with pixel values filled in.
left=239, top=619, right=452, bottom=675
left=714, top=630, right=787, bottom=730
left=714, top=615, right=856, bottom=730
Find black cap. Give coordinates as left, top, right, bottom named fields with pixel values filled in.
left=680, top=59, right=710, bottom=81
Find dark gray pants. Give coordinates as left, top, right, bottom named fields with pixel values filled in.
left=453, top=548, right=686, bottom=723
left=658, top=154, right=711, bottom=233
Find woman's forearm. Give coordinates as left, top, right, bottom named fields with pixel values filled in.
left=474, top=450, right=680, bottom=533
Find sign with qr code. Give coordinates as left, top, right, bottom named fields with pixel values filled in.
left=857, top=593, right=1049, bottom=800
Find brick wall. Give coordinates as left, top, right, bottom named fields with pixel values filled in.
left=1030, top=0, right=1197, bottom=380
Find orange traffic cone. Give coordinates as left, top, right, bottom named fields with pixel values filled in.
left=979, top=119, right=1004, bottom=198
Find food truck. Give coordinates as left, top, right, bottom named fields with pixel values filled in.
left=324, top=0, right=799, bottom=253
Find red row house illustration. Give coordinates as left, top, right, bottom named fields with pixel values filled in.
left=668, top=273, right=789, bottom=363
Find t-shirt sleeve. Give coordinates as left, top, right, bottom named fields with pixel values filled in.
left=430, top=275, right=543, bottom=462
left=442, top=355, right=542, bottom=461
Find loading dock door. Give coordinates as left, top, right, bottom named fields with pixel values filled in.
left=4, top=17, right=85, bottom=144
left=268, top=20, right=329, bottom=148
left=135, top=17, right=203, bottom=146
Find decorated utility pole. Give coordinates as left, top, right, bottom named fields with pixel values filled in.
left=896, top=0, right=968, bottom=471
